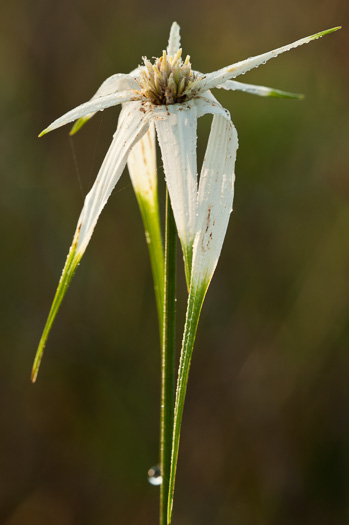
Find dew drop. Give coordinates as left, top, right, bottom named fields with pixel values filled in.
left=148, top=464, right=162, bottom=486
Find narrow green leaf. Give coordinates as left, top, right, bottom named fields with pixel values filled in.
left=31, top=245, right=82, bottom=382
left=167, top=279, right=209, bottom=524
left=70, top=115, right=93, bottom=136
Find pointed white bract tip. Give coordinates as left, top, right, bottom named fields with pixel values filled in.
left=167, top=21, right=181, bottom=56
left=170, top=21, right=180, bottom=34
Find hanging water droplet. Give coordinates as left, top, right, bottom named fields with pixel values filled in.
left=148, top=464, right=162, bottom=486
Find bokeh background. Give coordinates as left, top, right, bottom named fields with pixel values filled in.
left=1, top=0, right=348, bottom=523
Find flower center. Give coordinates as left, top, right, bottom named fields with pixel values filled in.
left=138, top=49, right=199, bottom=105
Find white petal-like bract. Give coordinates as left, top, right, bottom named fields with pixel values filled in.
left=32, top=101, right=150, bottom=382
left=76, top=102, right=151, bottom=254
left=191, top=96, right=238, bottom=290
left=40, top=89, right=141, bottom=136
left=90, top=73, right=139, bottom=97
left=196, top=27, right=340, bottom=93
left=127, top=121, right=158, bottom=205
left=154, top=103, right=198, bottom=283
left=70, top=74, right=140, bottom=134
left=217, top=79, right=303, bottom=99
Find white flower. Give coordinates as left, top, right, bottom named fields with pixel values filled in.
left=32, top=22, right=340, bottom=381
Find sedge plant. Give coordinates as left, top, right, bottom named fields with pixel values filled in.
left=32, top=22, right=340, bottom=524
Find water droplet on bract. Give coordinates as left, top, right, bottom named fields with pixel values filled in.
left=148, top=464, right=162, bottom=486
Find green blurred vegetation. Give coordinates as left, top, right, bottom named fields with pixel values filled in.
left=0, top=0, right=348, bottom=523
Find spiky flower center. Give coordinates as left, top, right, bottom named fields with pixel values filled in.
left=138, top=49, right=199, bottom=105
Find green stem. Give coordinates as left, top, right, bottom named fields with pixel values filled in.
left=160, top=190, right=177, bottom=525
left=167, top=281, right=208, bottom=524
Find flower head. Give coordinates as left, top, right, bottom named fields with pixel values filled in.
left=32, top=22, right=340, bottom=382
left=138, top=50, right=199, bottom=105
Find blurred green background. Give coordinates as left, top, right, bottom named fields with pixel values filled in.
left=0, top=0, right=348, bottom=523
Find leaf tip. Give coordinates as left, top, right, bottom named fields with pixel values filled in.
left=287, top=92, right=305, bottom=100
left=38, top=129, right=48, bottom=138
left=69, top=119, right=83, bottom=136
left=70, top=116, right=92, bottom=135
left=310, top=26, right=342, bottom=41
left=270, top=89, right=305, bottom=99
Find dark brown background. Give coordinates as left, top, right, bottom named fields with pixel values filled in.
left=0, top=0, right=348, bottom=523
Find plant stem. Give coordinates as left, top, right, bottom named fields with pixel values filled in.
left=160, top=189, right=177, bottom=525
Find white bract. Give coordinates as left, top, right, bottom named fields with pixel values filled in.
left=32, top=22, right=340, bottom=381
